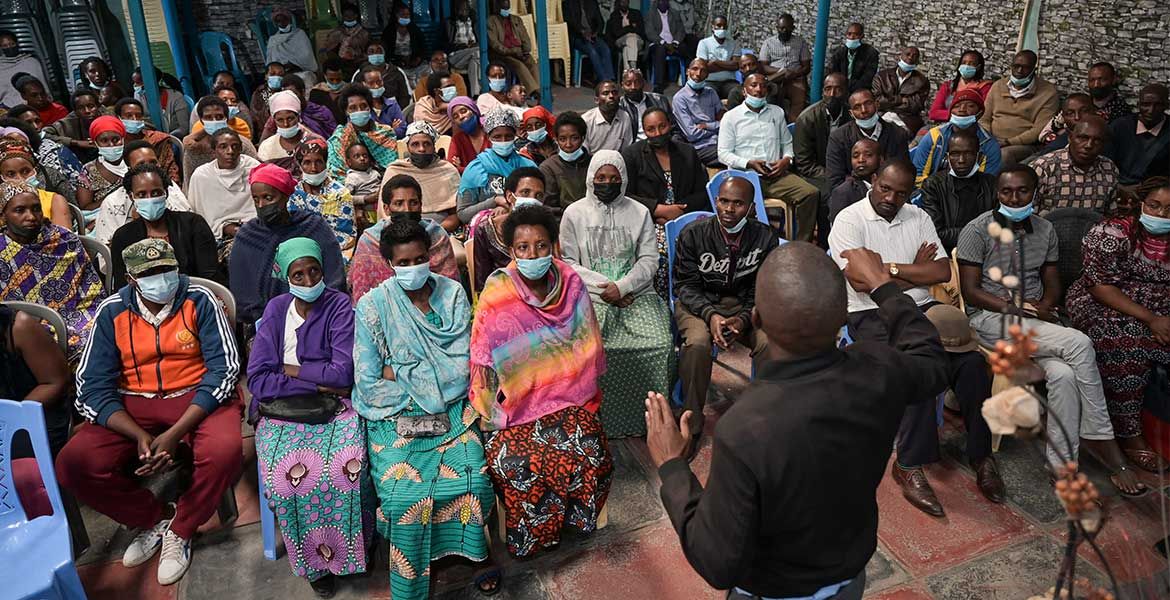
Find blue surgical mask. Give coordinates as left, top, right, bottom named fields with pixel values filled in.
left=203, top=119, right=228, bottom=134
left=499, top=9, right=510, bottom=17
left=713, top=28, right=727, bottom=39
left=121, top=119, right=146, bottom=134
left=459, top=117, right=480, bottom=134
left=998, top=202, right=1034, bottom=222
left=526, top=127, right=547, bottom=143
left=744, top=94, right=767, bottom=110
left=134, top=84, right=145, bottom=94
left=369, top=86, right=385, bottom=98
left=513, top=196, right=542, bottom=209
left=559, top=147, right=584, bottom=162
left=228, top=105, right=240, bottom=119
left=277, top=124, right=301, bottom=138
left=898, top=60, right=917, bottom=72
left=25, top=175, right=41, bottom=189
left=855, top=113, right=880, bottom=130
left=845, top=38, right=861, bottom=50
left=135, top=194, right=167, bottom=221
left=440, top=85, right=458, bottom=102
left=99, top=145, right=124, bottom=162
left=686, top=78, right=706, bottom=91
left=348, top=110, right=372, bottom=127
left=343, top=19, right=359, bottom=27
left=327, top=81, right=343, bottom=91
left=488, top=78, right=507, bottom=92
left=301, top=170, right=328, bottom=186
left=136, top=270, right=180, bottom=304
left=397, top=17, right=411, bottom=26
left=491, top=140, right=515, bottom=157
left=949, top=114, right=978, bottom=128
left=394, top=263, right=430, bottom=290
left=1009, top=73, right=1034, bottom=88
left=267, top=75, right=283, bottom=90
left=368, top=53, right=386, bottom=65
left=1140, top=213, right=1170, bottom=236
left=278, top=25, right=293, bottom=34
left=722, top=216, right=748, bottom=234
left=516, top=255, right=552, bottom=279
left=958, top=65, right=978, bottom=79
left=289, top=280, right=326, bottom=302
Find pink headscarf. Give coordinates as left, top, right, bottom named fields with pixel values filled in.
left=446, top=96, right=480, bottom=122
left=248, top=162, right=297, bottom=196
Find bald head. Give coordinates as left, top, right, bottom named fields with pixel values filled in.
left=721, top=175, right=755, bottom=199
left=755, top=242, right=847, bottom=355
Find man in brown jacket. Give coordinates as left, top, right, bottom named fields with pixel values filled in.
left=872, top=47, right=931, bottom=136
left=487, top=0, right=540, bottom=93
left=979, top=50, right=1060, bottom=167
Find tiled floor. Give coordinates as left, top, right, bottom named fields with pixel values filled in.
left=61, top=341, right=1170, bottom=600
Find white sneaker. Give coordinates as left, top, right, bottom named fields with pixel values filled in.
left=122, top=518, right=172, bottom=567
left=156, top=529, right=192, bottom=585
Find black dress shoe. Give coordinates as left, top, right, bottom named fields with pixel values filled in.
left=891, top=463, right=945, bottom=517
left=310, top=574, right=336, bottom=598
left=973, top=456, right=1007, bottom=503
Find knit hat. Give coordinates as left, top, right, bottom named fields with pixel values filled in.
left=122, top=238, right=178, bottom=277
left=951, top=88, right=985, bottom=113
left=924, top=305, right=980, bottom=353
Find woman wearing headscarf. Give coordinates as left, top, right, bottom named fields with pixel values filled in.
left=456, top=108, right=535, bottom=224
left=517, top=106, right=557, bottom=165
left=0, top=139, right=72, bottom=229
left=559, top=150, right=675, bottom=437
left=291, top=139, right=356, bottom=255
left=384, top=121, right=462, bottom=230
left=2, top=107, right=93, bottom=209
left=326, top=84, right=399, bottom=180
left=256, top=91, right=324, bottom=176
left=248, top=237, right=374, bottom=599
left=81, top=116, right=131, bottom=226
left=446, top=96, right=488, bottom=173
left=229, top=163, right=345, bottom=325
left=353, top=218, right=497, bottom=599
left=0, top=181, right=105, bottom=362
left=470, top=203, right=612, bottom=558
left=265, top=8, right=319, bottom=75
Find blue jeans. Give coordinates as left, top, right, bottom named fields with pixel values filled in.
left=571, top=36, right=615, bottom=82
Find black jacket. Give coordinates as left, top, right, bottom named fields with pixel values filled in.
left=919, top=171, right=998, bottom=253
left=564, top=0, right=606, bottom=40
left=619, top=91, right=676, bottom=141
left=605, top=7, right=645, bottom=45
left=673, top=217, right=779, bottom=324
left=621, top=138, right=710, bottom=214
left=792, top=99, right=850, bottom=181
left=381, top=22, right=428, bottom=65
left=825, top=122, right=911, bottom=190
left=109, top=210, right=221, bottom=287
left=827, top=43, right=881, bottom=93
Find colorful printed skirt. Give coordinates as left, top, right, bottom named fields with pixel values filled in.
left=595, top=293, right=677, bottom=437
left=256, top=401, right=376, bottom=582
left=484, top=405, right=614, bottom=558
left=367, top=399, right=494, bottom=600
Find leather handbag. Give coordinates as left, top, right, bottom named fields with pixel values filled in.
left=258, top=393, right=342, bottom=425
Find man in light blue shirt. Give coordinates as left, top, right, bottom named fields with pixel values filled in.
left=695, top=16, right=741, bottom=100
left=718, top=73, right=821, bottom=242
left=672, top=58, right=725, bottom=167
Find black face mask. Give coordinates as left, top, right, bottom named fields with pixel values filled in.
left=826, top=96, right=845, bottom=115
left=391, top=210, right=422, bottom=223
left=257, top=203, right=287, bottom=226
left=646, top=133, right=670, bottom=149
left=625, top=90, right=645, bottom=103
left=408, top=152, right=435, bottom=169
left=593, top=182, right=622, bottom=204
left=1, top=47, right=20, bottom=58
left=1088, top=85, right=1113, bottom=100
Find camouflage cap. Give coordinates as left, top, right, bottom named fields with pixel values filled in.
left=122, top=238, right=178, bottom=277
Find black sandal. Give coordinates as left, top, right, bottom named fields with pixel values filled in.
left=474, top=568, right=503, bottom=596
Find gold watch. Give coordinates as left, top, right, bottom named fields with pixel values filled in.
left=888, top=263, right=899, bottom=277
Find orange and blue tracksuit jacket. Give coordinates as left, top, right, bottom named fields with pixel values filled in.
left=74, top=275, right=239, bottom=426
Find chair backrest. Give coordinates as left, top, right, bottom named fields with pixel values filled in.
left=66, top=202, right=85, bottom=234
left=80, top=236, right=114, bottom=292
left=2, top=301, right=69, bottom=355
left=664, top=211, right=714, bottom=307
left=0, top=399, right=66, bottom=528
left=189, top=276, right=236, bottom=326
left=705, top=169, right=770, bottom=226
left=197, top=32, right=248, bottom=93
left=1045, top=208, right=1104, bottom=294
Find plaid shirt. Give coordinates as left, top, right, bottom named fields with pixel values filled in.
left=1032, top=147, right=1119, bottom=215
left=759, top=34, right=811, bottom=72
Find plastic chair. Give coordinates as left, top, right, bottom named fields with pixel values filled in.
left=571, top=49, right=590, bottom=88
left=66, top=203, right=85, bottom=235
left=189, top=277, right=235, bottom=324
left=197, top=32, right=250, bottom=94
left=665, top=211, right=712, bottom=407
left=79, top=236, right=113, bottom=292
left=649, top=52, right=685, bottom=89
left=1, top=399, right=87, bottom=600
left=546, top=22, right=572, bottom=86
left=705, top=169, right=771, bottom=227
left=3, top=301, right=68, bottom=355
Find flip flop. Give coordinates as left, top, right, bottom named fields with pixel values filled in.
left=1109, top=465, right=1150, bottom=498
left=1123, top=447, right=1168, bottom=474
left=475, top=568, right=503, bottom=597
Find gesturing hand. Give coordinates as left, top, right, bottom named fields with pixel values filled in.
left=644, top=391, right=692, bottom=468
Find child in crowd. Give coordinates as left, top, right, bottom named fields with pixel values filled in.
left=343, top=142, right=382, bottom=227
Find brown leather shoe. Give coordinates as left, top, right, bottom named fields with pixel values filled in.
left=973, top=457, right=1006, bottom=504
left=891, top=463, right=945, bottom=517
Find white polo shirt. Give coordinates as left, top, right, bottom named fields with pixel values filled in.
left=828, top=195, right=947, bottom=313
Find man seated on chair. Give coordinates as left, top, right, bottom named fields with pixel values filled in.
left=918, top=127, right=997, bottom=254
left=829, top=160, right=1001, bottom=516
left=673, top=175, right=778, bottom=457
left=566, top=0, right=617, bottom=85
left=582, top=80, right=634, bottom=153
left=718, top=73, right=821, bottom=242
left=694, top=15, right=741, bottom=100
left=411, top=50, right=469, bottom=101
left=825, top=88, right=911, bottom=192
left=56, top=238, right=242, bottom=586
left=827, top=138, right=882, bottom=224
left=672, top=59, right=724, bottom=168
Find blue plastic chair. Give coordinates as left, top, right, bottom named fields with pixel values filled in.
left=665, top=211, right=713, bottom=407
left=257, top=460, right=278, bottom=561
left=571, top=49, right=590, bottom=88
left=1, top=399, right=87, bottom=600
left=705, top=169, right=771, bottom=227
left=197, top=32, right=250, bottom=93
left=649, top=51, right=685, bottom=89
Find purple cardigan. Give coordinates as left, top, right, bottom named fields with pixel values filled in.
left=245, top=287, right=354, bottom=419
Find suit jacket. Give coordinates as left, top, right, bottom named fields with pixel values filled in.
left=827, top=43, right=880, bottom=93
left=564, top=0, right=606, bottom=40
left=605, top=8, right=646, bottom=45
left=619, top=91, right=677, bottom=140
left=872, top=67, right=931, bottom=134
left=825, top=121, right=911, bottom=190
left=644, top=9, right=686, bottom=45
left=621, top=138, right=710, bottom=214
left=792, top=99, right=851, bottom=181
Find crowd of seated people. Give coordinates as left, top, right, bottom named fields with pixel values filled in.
left=1, top=4, right=1169, bottom=598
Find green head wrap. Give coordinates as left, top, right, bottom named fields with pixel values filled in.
left=272, top=237, right=322, bottom=279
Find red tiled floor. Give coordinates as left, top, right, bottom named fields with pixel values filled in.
left=543, top=520, right=724, bottom=600
left=78, top=558, right=177, bottom=600
left=865, top=584, right=936, bottom=599
left=1051, top=494, right=1170, bottom=583
left=876, top=457, right=1036, bottom=577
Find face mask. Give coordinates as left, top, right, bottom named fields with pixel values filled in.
left=686, top=78, right=706, bottom=91
left=1140, top=213, right=1170, bottom=235
left=224, top=106, right=238, bottom=119
left=592, top=182, right=622, bottom=204
left=278, top=25, right=293, bottom=34
left=348, top=110, right=372, bottom=127
left=369, top=86, right=385, bottom=98
left=368, top=53, right=386, bottom=65
left=1088, top=86, right=1113, bottom=100
left=277, top=124, right=301, bottom=138
left=290, top=280, right=326, bottom=302
left=409, top=152, right=436, bottom=168
left=25, top=175, right=41, bottom=189
left=513, top=196, right=541, bottom=209
left=744, top=94, right=767, bottom=110
left=948, top=161, right=979, bottom=178
left=135, top=194, right=167, bottom=221
left=394, top=263, right=430, bottom=290
left=136, top=270, right=180, bottom=304
left=998, top=202, right=1034, bottom=222
left=390, top=210, right=422, bottom=224
left=488, top=78, right=507, bottom=92
left=499, top=9, right=510, bottom=17
left=950, top=113, right=978, bottom=128
left=526, top=127, right=547, bottom=144
left=440, top=86, right=458, bottom=102
left=257, top=202, right=286, bottom=226
left=1009, top=73, right=1034, bottom=88
left=854, top=113, right=880, bottom=130
left=826, top=96, right=845, bottom=114
left=459, top=117, right=480, bottom=134
left=134, top=84, right=145, bottom=94
left=99, top=145, right=124, bottom=162
left=516, top=255, right=552, bottom=279
left=559, top=147, right=584, bottom=162
left=713, top=29, right=726, bottom=39
left=203, top=119, right=228, bottom=134
left=958, top=64, right=978, bottom=79
left=302, top=170, right=328, bottom=186
left=397, top=17, right=411, bottom=26
left=898, top=60, right=917, bottom=72
left=646, top=133, right=669, bottom=149
left=121, top=119, right=146, bottom=134
left=491, top=140, right=515, bottom=157
left=1, top=47, right=19, bottom=58
left=327, top=81, right=343, bottom=91
left=845, top=39, right=861, bottom=50
left=343, top=19, right=359, bottom=27
left=722, top=216, right=748, bottom=234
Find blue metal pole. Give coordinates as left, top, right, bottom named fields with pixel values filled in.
left=126, top=0, right=163, bottom=128
left=809, top=0, right=830, bottom=102
left=533, top=0, right=552, bottom=109
left=477, top=0, right=490, bottom=92
left=159, top=0, right=195, bottom=99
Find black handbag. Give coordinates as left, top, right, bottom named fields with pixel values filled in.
left=1145, top=364, right=1170, bottom=423
left=258, top=393, right=342, bottom=424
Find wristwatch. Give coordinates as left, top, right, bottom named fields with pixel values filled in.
left=888, top=262, right=900, bottom=277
